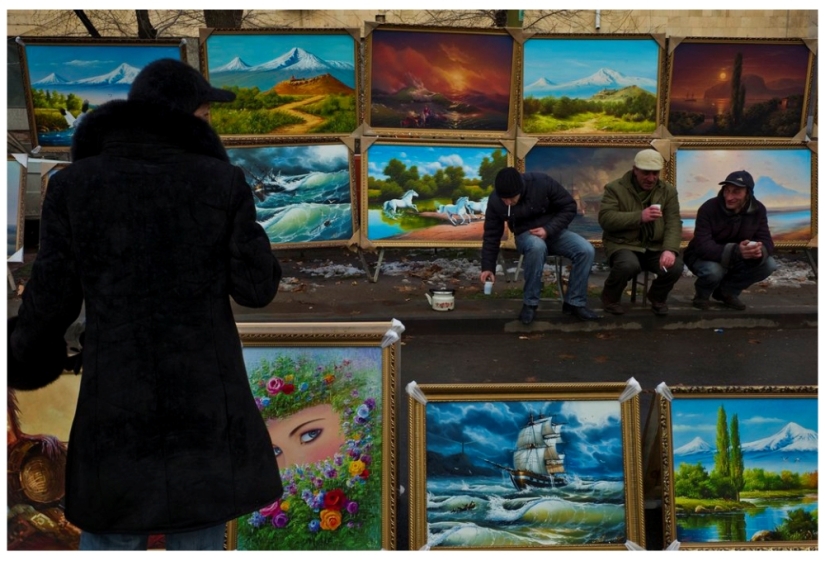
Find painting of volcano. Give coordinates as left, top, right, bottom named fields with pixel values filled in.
left=522, top=37, right=661, bottom=135
left=203, top=31, right=357, bottom=136
left=675, top=147, right=813, bottom=245
left=20, top=40, right=183, bottom=149
left=662, top=387, right=818, bottom=549
left=367, top=28, right=514, bottom=133
left=666, top=40, right=813, bottom=137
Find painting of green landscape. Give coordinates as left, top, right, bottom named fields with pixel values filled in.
left=203, top=31, right=357, bottom=136
left=667, top=390, right=817, bottom=548
left=522, top=37, right=660, bottom=135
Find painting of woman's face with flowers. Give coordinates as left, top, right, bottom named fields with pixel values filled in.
left=232, top=337, right=393, bottom=551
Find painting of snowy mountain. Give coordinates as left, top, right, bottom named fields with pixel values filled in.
left=22, top=41, right=183, bottom=148
left=522, top=37, right=661, bottom=134
left=203, top=31, right=357, bottom=135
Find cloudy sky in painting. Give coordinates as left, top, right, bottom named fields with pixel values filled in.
left=205, top=33, right=354, bottom=69
left=370, top=29, right=513, bottom=98
left=25, top=44, right=180, bottom=82
left=227, top=144, right=349, bottom=176
left=525, top=146, right=639, bottom=199
left=367, top=143, right=500, bottom=181
left=425, top=399, right=625, bottom=478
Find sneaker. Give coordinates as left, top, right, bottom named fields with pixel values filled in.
left=562, top=302, right=602, bottom=321
left=518, top=304, right=538, bottom=325
left=646, top=294, right=669, bottom=316
left=692, top=295, right=711, bottom=310
left=600, top=297, right=625, bottom=315
left=712, top=288, right=746, bottom=310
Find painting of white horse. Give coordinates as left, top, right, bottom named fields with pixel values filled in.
left=438, top=196, right=471, bottom=226
left=465, top=196, right=488, bottom=219
left=383, top=190, right=419, bottom=217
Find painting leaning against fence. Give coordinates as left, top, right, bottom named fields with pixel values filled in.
left=667, top=394, right=818, bottom=546
left=226, top=143, right=353, bottom=247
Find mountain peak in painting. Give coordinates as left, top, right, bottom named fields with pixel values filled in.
left=32, top=72, right=70, bottom=85
left=211, top=56, right=252, bottom=73
left=741, top=422, right=818, bottom=453
left=525, top=67, right=656, bottom=98
left=74, top=62, right=141, bottom=85
left=674, top=436, right=713, bottom=456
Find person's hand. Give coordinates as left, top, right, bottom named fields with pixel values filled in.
left=529, top=227, right=547, bottom=239
left=641, top=205, right=662, bottom=223
left=659, top=250, right=676, bottom=271
left=480, top=270, right=495, bottom=283
left=739, top=240, right=763, bottom=260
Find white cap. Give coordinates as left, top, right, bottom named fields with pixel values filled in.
left=634, top=149, right=664, bottom=171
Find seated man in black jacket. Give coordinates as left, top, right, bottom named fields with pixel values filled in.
left=479, top=167, right=600, bottom=324
left=684, top=170, right=778, bottom=310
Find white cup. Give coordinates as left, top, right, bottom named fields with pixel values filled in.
left=650, top=204, right=661, bottom=211
left=484, top=281, right=493, bottom=295
left=747, top=241, right=758, bottom=247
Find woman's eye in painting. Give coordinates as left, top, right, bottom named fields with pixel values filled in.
left=300, top=428, right=323, bottom=445
left=272, top=445, right=283, bottom=457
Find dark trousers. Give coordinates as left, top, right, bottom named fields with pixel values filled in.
left=601, top=249, right=684, bottom=303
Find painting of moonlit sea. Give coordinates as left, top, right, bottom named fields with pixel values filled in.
left=423, top=399, right=629, bottom=548
left=676, top=148, right=811, bottom=243
left=670, top=396, right=817, bottom=544
left=227, top=144, right=353, bottom=247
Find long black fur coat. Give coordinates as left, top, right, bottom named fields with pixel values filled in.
left=8, top=99, right=283, bottom=534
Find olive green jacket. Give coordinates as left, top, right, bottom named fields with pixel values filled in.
left=598, top=170, right=682, bottom=259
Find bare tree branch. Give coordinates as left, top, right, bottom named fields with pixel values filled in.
left=203, top=10, right=244, bottom=29
left=136, top=10, right=158, bottom=39
left=72, top=10, right=101, bottom=37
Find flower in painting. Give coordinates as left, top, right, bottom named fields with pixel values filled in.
left=345, top=500, right=359, bottom=515
left=272, top=511, right=289, bottom=528
left=282, top=383, right=295, bottom=395
left=323, top=489, right=346, bottom=510
left=280, top=501, right=291, bottom=512
left=356, top=404, right=371, bottom=420
left=364, top=397, right=376, bottom=410
left=248, top=511, right=266, bottom=528
left=259, top=500, right=280, bottom=517
left=266, top=377, right=285, bottom=395
left=308, top=519, right=321, bottom=533
left=320, top=509, right=342, bottom=531
left=348, top=460, right=366, bottom=477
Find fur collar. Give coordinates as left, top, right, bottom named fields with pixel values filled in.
left=71, top=100, right=229, bottom=163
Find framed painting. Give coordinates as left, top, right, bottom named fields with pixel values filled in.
left=524, top=142, right=656, bottom=243
left=366, top=25, right=516, bottom=138
left=673, top=144, right=816, bottom=247
left=665, top=39, right=814, bottom=139
left=522, top=35, right=662, bottom=136
left=18, top=37, right=185, bottom=151
left=361, top=140, right=509, bottom=248
left=200, top=29, right=358, bottom=139
left=225, top=140, right=356, bottom=249
left=229, top=322, right=399, bottom=550
left=659, top=385, right=818, bottom=550
left=408, top=382, right=645, bottom=550
left=7, top=158, right=26, bottom=258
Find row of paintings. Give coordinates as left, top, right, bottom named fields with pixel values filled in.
left=33, top=142, right=817, bottom=251
left=7, top=322, right=817, bottom=550
left=17, top=29, right=815, bottom=150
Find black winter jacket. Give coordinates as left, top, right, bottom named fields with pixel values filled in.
left=481, top=172, right=576, bottom=272
left=7, top=99, right=283, bottom=534
left=683, top=190, right=774, bottom=269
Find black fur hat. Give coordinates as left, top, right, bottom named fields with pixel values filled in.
left=495, top=167, right=524, bottom=198
left=128, top=58, right=235, bottom=114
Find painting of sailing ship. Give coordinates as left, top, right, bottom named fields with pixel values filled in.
left=203, top=31, right=357, bottom=136
left=667, top=40, right=812, bottom=137
left=675, top=147, right=813, bottom=245
left=20, top=41, right=183, bottom=148
left=368, top=27, right=514, bottom=133
left=522, top=37, right=660, bottom=134
left=664, top=388, right=818, bottom=548
left=363, top=142, right=507, bottom=248
left=226, top=143, right=354, bottom=248
left=408, top=383, right=645, bottom=550
left=525, top=145, right=643, bottom=242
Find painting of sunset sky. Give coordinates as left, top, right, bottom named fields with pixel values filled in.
left=368, top=29, right=514, bottom=131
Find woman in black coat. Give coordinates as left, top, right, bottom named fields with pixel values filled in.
left=8, top=59, right=283, bottom=549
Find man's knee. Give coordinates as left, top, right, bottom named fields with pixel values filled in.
left=610, top=253, right=641, bottom=278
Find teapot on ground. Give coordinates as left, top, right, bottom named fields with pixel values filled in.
left=425, top=288, right=455, bottom=311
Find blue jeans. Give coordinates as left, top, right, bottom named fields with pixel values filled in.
left=689, top=256, right=778, bottom=298
left=79, top=523, right=226, bottom=550
left=516, top=229, right=595, bottom=307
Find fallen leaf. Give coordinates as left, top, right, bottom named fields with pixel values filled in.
left=748, top=339, right=761, bottom=344
left=559, top=353, right=576, bottom=360
left=594, top=356, right=610, bottom=363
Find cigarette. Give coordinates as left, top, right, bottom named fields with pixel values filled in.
left=662, top=267, right=668, bottom=273
left=507, top=205, right=511, bottom=217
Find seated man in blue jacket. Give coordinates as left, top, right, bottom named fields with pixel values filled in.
left=479, top=167, right=600, bottom=324
left=684, top=170, right=778, bottom=310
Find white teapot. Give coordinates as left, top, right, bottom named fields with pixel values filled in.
left=425, top=288, right=455, bottom=311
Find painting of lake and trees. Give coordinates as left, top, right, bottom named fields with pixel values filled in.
left=667, top=392, right=817, bottom=547
left=363, top=142, right=507, bottom=247
left=204, top=31, right=357, bottom=136
left=675, top=148, right=813, bottom=245
left=21, top=42, right=182, bottom=148
left=368, top=28, right=514, bottom=133
left=522, top=37, right=660, bottom=135
left=667, top=41, right=812, bottom=138
left=226, top=143, right=354, bottom=248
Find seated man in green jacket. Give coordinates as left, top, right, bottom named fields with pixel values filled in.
left=597, top=149, right=684, bottom=316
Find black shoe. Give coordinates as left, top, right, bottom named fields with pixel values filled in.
left=518, top=304, right=538, bottom=325
left=563, top=302, right=602, bottom=321
left=692, top=295, right=711, bottom=310
left=600, top=297, right=625, bottom=315
left=712, top=288, right=746, bottom=310
left=646, top=294, right=669, bottom=316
